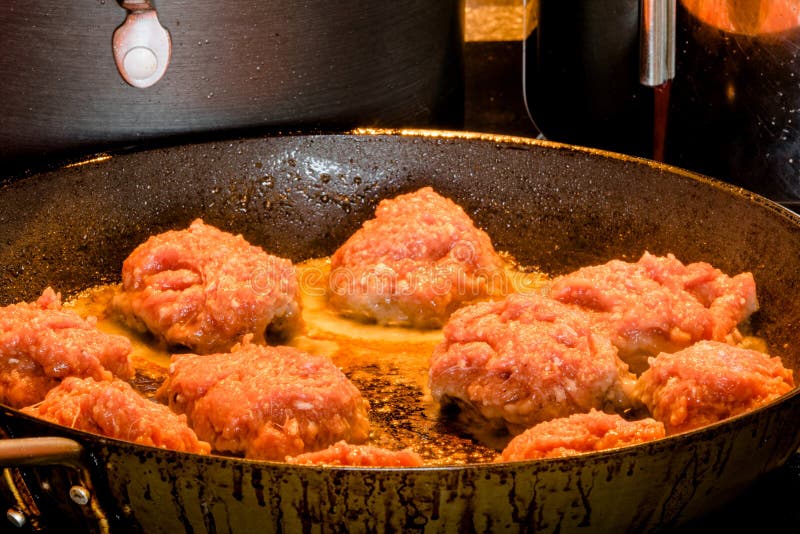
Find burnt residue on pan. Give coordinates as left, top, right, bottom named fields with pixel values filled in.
left=347, top=366, right=501, bottom=464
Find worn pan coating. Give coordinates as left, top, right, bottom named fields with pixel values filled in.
left=0, top=130, right=798, bottom=533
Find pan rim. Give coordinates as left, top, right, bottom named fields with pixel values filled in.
left=1, top=129, right=798, bottom=473
left=6, top=393, right=798, bottom=472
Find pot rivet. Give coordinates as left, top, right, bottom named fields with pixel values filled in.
left=69, top=486, right=91, bottom=506
left=6, top=509, right=26, bottom=528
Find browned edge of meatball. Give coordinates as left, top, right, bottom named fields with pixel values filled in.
left=23, top=376, right=211, bottom=454
left=328, top=187, right=509, bottom=328
left=548, top=252, right=759, bottom=373
left=0, top=287, right=134, bottom=408
left=112, top=218, right=302, bottom=354
left=498, top=409, right=665, bottom=462
left=633, top=340, right=794, bottom=435
left=430, top=293, right=638, bottom=435
left=286, top=441, right=424, bottom=467
left=156, top=339, right=370, bottom=460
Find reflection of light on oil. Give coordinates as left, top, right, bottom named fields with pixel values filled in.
left=725, top=82, right=736, bottom=105
left=64, top=154, right=112, bottom=168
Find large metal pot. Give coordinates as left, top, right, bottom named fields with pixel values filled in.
left=0, top=1, right=464, bottom=176
left=0, top=131, right=798, bottom=532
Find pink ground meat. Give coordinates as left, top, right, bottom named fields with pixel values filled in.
left=112, top=219, right=302, bottom=354
left=429, top=293, right=637, bottom=434
left=328, top=187, right=508, bottom=328
left=0, top=288, right=133, bottom=408
left=286, top=441, right=424, bottom=467
left=156, top=339, right=370, bottom=460
left=499, top=409, right=665, bottom=461
left=634, top=340, right=794, bottom=434
left=549, top=252, right=758, bottom=372
left=23, top=377, right=211, bottom=454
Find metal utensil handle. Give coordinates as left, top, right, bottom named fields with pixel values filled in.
left=640, top=0, right=676, bottom=86
left=0, top=437, right=111, bottom=530
left=0, top=437, right=83, bottom=468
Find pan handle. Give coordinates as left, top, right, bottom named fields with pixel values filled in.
left=0, top=438, right=111, bottom=530
left=0, top=437, right=83, bottom=469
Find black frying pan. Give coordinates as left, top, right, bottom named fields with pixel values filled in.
left=0, top=130, right=798, bottom=533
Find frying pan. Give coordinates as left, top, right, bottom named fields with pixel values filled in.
left=0, top=130, right=798, bottom=533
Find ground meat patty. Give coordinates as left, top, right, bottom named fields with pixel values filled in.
left=112, top=219, right=301, bottom=354
left=286, top=441, right=424, bottom=467
left=429, top=293, right=637, bottom=434
left=156, top=339, right=371, bottom=460
left=634, top=340, right=794, bottom=434
left=498, top=409, right=665, bottom=461
left=549, top=252, right=758, bottom=372
left=23, top=377, right=211, bottom=454
left=328, top=187, right=508, bottom=328
left=0, top=288, right=133, bottom=408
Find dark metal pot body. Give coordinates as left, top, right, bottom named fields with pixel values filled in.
left=525, top=0, right=800, bottom=205
left=0, top=131, right=798, bottom=532
left=524, top=0, right=654, bottom=158
left=0, top=1, right=464, bottom=176
left=667, top=2, right=800, bottom=208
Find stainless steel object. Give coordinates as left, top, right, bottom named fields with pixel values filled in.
left=6, top=509, right=25, bottom=528
left=0, top=438, right=83, bottom=468
left=639, top=0, right=676, bottom=86
left=68, top=486, right=90, bottom=507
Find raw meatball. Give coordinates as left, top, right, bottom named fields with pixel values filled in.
left=23, top=377, right=210, bottom=454
left=112, top=219, right=301, bottom=354
left=0, top=288, right=133, bottom=408
left=286, top=441, right=424, bottom=467
left=549, top=252, right=758, bottom=371
left=328, top=187, right=508, bottom=328
left=498, top=409, right=665, bottom=461
left=634, top=340, right=794, bottom=434
left=429, top=293, right=637, bottom=434
left=156, top=339, right=370, bottom=460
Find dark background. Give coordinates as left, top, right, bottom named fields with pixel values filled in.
left=462, top=2, right=799, bottom=530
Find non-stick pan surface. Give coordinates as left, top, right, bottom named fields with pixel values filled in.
left=0, top=130, right=798, bottom=533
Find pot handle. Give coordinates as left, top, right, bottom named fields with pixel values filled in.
left=0, top=437, right=83, bottom=469
left=113, top=0, right=172, bottom=88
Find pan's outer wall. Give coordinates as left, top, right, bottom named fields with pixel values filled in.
left=2, top=402, right=798, bottom=533
left=0, top=132, right=798, bottom=532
